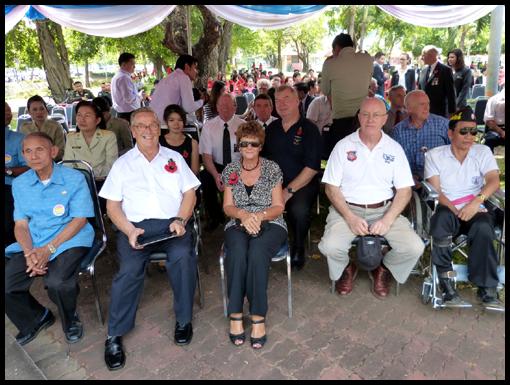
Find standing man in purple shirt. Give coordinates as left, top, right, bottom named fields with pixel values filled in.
left=111, top=53, right=148, bottom=122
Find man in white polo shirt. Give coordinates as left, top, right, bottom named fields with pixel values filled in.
left=425, top=107, right=502, bottom=308
left=199, top=93, right=245, bottom=231
left=98, top=107, right=201, bottom=370
left=319, top=98, right=424, bottom=300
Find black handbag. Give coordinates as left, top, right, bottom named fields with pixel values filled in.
left=234, top=219, right=269, bottom=238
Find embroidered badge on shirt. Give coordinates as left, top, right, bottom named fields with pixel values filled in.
left=53, top=204, right=65, bottom=216
left=472, top=176, right=481, bottom=185
left=5, top=154, right=12, bottom=164
left=383, top=153, right=395, bottom=164
left=347, top=151, right=357, bottom=162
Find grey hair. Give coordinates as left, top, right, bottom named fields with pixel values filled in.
left=388, top=85, right=405, bottom=98
left=130, top=106, right=161, bottom=128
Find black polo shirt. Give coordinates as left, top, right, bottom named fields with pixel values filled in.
left=263, top=116, right=321, bottom=186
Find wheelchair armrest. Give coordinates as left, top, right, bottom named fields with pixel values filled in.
left=421, top=181, right=439, bottom=200
left=488, top=188, right=505, bottom=211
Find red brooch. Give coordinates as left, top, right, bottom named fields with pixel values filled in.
left=229, top=171, right=239, bottom=185
left=182, top=151, right=189, bottom=159
left=164, top=158, right=178, bottom=173
left=297, top=128, right=303, bottom=136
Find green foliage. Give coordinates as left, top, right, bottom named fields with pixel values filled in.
left=5, top=19, right=42, bottom=70
left=65, top=29, right=104, bottom=65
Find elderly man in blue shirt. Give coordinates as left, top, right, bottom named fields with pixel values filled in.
left=391, top=90, right=450, bottom=188
left=5, top=102, right=30, bottom=246
left=5, top=132, right=95, bottom=346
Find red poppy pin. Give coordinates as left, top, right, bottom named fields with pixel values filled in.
left=297, top=128, right=303, bottom=136
left=229, top=171, right=240, bottom=185
left=434, top=70, right=438, bottom=74
left=182, top=150, right=189, bottom=158
left=164, top=158, right=178, bottom=173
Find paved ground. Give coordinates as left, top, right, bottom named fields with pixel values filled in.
left=4, top=215, right=506, bottom=380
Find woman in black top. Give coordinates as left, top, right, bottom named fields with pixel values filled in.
left=160, top=104, right=199, bottom=176
left=448, top=49, right=472, bottom=109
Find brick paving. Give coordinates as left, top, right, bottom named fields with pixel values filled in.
left=5, top=218, right=506, bottom=380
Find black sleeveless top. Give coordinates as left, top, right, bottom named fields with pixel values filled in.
left=159, top=133, right=193, bottom=169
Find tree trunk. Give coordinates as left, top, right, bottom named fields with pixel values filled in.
left=35, top=19, right=73, bottom=103
left=53, top=22, right=72, bottom=88
left=358, top=6, right=369, bottom=52
left=162, top=5, right=221, bottom=89
left=218, top=20, right=233, bottom=77
left=84, top=57, right=90, bottom=88
left=459, top=25, right=468, bottom=51
left=209, top=45, right=219, bottom=79
left=278, top=39, right=282, bottom=73
left=349, top=5, right=356, bottom=40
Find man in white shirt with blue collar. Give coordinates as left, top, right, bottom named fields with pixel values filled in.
left=319, top=98, right=424, bottom=300
left=150, top=55, right=207, bottom=128
left=111, top=53, right=147, bottom=122
left=425, top=107, right=502, bottom=308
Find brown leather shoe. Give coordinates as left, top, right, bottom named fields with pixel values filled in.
left=336, top=263, right=358, bottom=297
left=369, top=264, right=391, bottom=300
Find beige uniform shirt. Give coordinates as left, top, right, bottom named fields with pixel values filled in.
left=105, top=116, right=133, bottom=155
left=19, top=119, right=66, bottom=161
left=321, top=47, right=374, bottom=119
left=63, top=128, right=118, bottom=178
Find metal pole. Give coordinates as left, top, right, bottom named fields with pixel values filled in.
left=186, top=6, right=192, bottom=56
left=486, top=5, right=504, bottom=98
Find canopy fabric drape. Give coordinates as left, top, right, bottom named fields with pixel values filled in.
left=5, top=5, right=501, bottom=36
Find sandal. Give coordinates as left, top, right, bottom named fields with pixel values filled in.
left=250, top=318, right=267, bottom=349
left=229, top=316, right=245, bottom=346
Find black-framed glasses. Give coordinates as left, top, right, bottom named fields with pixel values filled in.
left=458, top=127, right=478, bottom=136
left=239, top=141, right=261, bottom=148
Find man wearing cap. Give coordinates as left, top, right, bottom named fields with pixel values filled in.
left=425, top=107, right=503, bottom=308
left=319, top=98, right=424, bottom=299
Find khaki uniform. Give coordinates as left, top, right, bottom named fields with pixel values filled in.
left=105, top=116, right=133, bottom=155
left=19, top=119, right=66, bottom=161
left=63, top=128, right=118, bottom=178
left=69, top=89, right=95, bottom=103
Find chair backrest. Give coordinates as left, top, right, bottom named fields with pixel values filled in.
left=474, top=97, right=489, bottom=126
left=52, top=106, right=67, bottom=119
left=16, top=114, right=33, bottom=132
left=18, top=106, right=27, bottom=116
left=57, top=160, right=105, bottom=234
left=235, top=95, right=248, bottom=115
left=183, top=121, right=200, bottom=142
left=246, top=93, right=255, bottom=104
left=472, top=86, right=485, bottom=99
left=48, top=114, right=70, bottom=134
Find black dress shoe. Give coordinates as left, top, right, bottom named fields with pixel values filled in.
left=15, top=309, right=55, bottom=346
left=477, top=287, right=504, bottom=308
left=174, top=322, right=193, bottom=346
left=291, top=247, right=305, bottom=271
left=65, top=314, right=84, bottom=344
left=105, top=336, right=125, bottom=371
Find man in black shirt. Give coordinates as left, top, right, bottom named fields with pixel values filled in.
left=263, top=85, right=322, bottom=270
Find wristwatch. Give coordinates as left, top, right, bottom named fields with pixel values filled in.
left=287, top=187, right=295, bottom=195
left=47, top=243, right=57, bottom=254
left=6, top=168, right=12, bottom=176
left=477, top=194, right=486, bottom=202
left=174, top=217, right=187, bottom=226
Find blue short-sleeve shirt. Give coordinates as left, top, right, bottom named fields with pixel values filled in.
left=5, top=126, right=28, bottom=185
left=5, top=163, right=95, bottom=260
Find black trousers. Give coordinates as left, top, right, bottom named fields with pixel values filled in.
left=429, top=205, right=499, bottom=288
left=285, top=178, right=320, bottom=252
left=225, top=224, right=287, bottom=317
left=484, top=126, right=505, bottom=153
left=5, top=184, right=16, bottom=247
left=200, top=162, right=225, bottom=223
left=117, top=111, right=134, bottom=122
left=108, top=218, right=198, bottom=336
left=329, top=117, right=356, bottom=154
left=5, top=247, right=88, bottom=335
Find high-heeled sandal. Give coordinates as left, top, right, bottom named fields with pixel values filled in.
left=229, top=316, right=245, bottom=346
left=250, top=318, right=267, bottom=349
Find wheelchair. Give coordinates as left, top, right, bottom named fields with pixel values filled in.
left=406, top=170, right=505, bottom=312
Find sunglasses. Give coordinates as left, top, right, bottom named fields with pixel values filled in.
left=458, top=127, right=478, bottom=136
left=239, top=141, right=261, bottom=148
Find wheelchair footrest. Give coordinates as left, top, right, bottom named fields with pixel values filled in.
left=451, top=265, right=505, bottom=285
left=484, top=306, right=505, bottom=312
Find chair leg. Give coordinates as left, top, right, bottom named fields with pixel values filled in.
left=90, top=265, right=103, bottom=326
left=286, top=253, right=292, bottom=317
left=220, top=254, right=228, bottom=318
left=332, top=280, right=335, bottom=294
left=396, top=282, right=400, bottom=297
left=197, top=268, right=204, bottom=310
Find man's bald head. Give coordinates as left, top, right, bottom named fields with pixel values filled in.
left=360, top=97, right=386, bottom=112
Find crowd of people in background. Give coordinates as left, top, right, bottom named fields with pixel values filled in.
left=5, top=31, right=505, bottom=372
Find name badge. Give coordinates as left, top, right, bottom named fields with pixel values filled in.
left=72, top=146, right=81, bottom=149
left=5, top=154, right=12, bottom=164
left=53, top=204, right=65, bottom=216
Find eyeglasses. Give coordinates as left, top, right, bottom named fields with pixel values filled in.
left=458, top=127, right=478, bottom=136
left=359, top=112, right=387, bottom=119
left=134, top=124, right=159, bottom=132
left=217, top=102, right=235, bottom=107
left=239, top=141, right=261, bottom=148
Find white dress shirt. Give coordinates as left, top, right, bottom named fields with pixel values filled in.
left=199, top=115, right=245, bottom=165
left=99, top=144, right=200, bottom=223
left=483, top=89, right=505, bottom=126
left=256, top=116, right=278, bottom=129
left=111, top=68, right=141, bottom=113
left=150, top=68, right=204, bottom=126
left=323, top=129, right=414, bottom=204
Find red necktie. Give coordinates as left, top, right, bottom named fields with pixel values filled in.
left=395, top=110, right=402, bottom=126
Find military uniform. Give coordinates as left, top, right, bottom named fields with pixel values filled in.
left=19, top=119, right=66, bottom=161
left=105, top=116, right=133, bottom=155
left=69, top=89, right=95, bottom=103
left=97, top=91, right=113, bottom=107
left=63, top=128, right=118, bottom=178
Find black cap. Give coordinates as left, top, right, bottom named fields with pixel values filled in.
left=449, top=107, right=476, bottom=123
left=356, top=236, right=383, bottom=271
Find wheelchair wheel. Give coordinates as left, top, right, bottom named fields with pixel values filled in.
left=422, top=278, right=432, bottom=305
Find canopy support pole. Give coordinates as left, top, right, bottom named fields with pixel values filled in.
left=486, top=5, right=503, bottom=97
left=186, top=5, right=192, bottom=56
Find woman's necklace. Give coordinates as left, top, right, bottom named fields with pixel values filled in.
left=241, top=156, right=260, bottom=172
